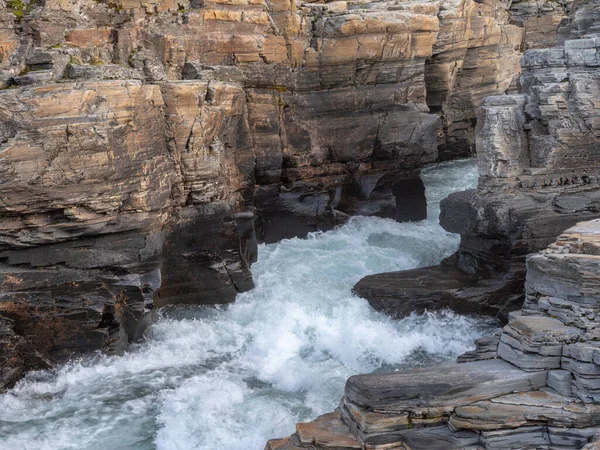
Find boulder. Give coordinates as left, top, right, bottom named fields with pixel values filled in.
left=353, top=263, right=524, bottom=320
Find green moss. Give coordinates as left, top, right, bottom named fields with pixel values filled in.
left=107, top=0, right=124, bottom=12
left=7, top=0, right=26, bottom=20
left=69, top=55, right=83, bottom=65
left=0, top=82, right=19, bottom=90
left=90, top=55, right=104, bottom=66
left=7, top=0, right=38, bottom=21
left=128, top=47, right=140, bottom=67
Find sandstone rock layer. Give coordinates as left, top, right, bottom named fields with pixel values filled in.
left=0, top=0, right=567, bottom=387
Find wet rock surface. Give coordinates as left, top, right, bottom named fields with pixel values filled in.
left=353, top=262, right=525, bottom=320
left=345, top=359, right=547, bottom=411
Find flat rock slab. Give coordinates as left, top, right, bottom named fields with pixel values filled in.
left=341, top=396, right=409, bottom=436
left=479, top=425, right=551, bottom=449
left=504, top=315, right=582, bottom=344
left=296, top=411, right=361, bottom=449
left=345, top=359, right=547, bottom=410
left=364, top=425, right=481, bottom=450
left=497, top=341, right=562, bottom=371
left=451, top=389, right=600, bottom=430
left=563, top=343, right=600, bottom=362
left=497, top=315, right=582, bottom=371
left=352, top=265, right=480, bottom=318
left=264, top=438, right=302, bottom=450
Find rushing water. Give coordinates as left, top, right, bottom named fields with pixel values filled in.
left=0, top=159, right=497, bottom=450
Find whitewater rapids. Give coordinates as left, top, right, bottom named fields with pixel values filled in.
left=0, top=159, right=497, bottom=450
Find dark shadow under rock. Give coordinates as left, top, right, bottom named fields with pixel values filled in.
left=254, top=175, right=428, bottom=244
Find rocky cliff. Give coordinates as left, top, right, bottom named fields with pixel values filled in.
left=354, top=0, right=600, bottom=320
left=266, top=217, right=600, bottom=450
left=1, top=0, right=543, bottom=240
left=0, top=0, right=564, bottom=387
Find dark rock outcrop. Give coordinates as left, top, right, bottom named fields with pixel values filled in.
left=353, top=261, right=525, bottom=321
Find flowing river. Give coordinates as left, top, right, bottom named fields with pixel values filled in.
left=0, top=159, right=497, bottom=450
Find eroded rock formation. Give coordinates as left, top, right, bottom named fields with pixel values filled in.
left=355, top=0, right=600, bottom=320
left=0, top=0, right=563, bottom=387
left=266, top=217, right=600, bottom=450
left=0, top=79, right=258, bottom=385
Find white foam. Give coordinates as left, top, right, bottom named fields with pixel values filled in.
left=0, top=159, right=497, bottom=450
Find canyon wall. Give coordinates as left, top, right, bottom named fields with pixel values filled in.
left=437, top=0, right=600, bottom=312
left=355, top=0, right=600, bottom=321
left=313, top=2, right=600, bottom=446
left=0, top=0, right=571, bottom=386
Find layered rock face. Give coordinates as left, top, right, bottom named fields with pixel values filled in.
left=1, top=0, right=547, bottom=239
left=355, top=0, right=600, bottom=320
left=0, top=0, right=557, bottom=386
left=266, top=218, right=600, bottom=450
left=444, top=0, right=600, bottom=276
left=0, top=79, right=258, bottom=387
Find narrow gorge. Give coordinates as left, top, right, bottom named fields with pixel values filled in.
left=1, top=159, right=497, bottom=449
left=0, top=0, right=599, bottom=447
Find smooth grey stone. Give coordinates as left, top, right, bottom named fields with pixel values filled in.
left=549, top=426, right=600, bottom=448
left=345, top=359, right=547, bottom=410
left=480, top=426, right=550, bottom=449
left=563, top=343, right=600, bottom=362
left=547, top=370, right=573, bottom=397
left=498, top=341, right=561, bottom=371
left=563, top=358, right=600, bottom=376
left=364, top=426, right=481, bottom=450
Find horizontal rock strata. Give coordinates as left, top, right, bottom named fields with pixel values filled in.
left=0, top=79, right=259, bottom=386
left=0, top=0, right=571, bottom=386
left=265, top=1, right=600, bottom=448
left=353, top=0, right=600, bottom=320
